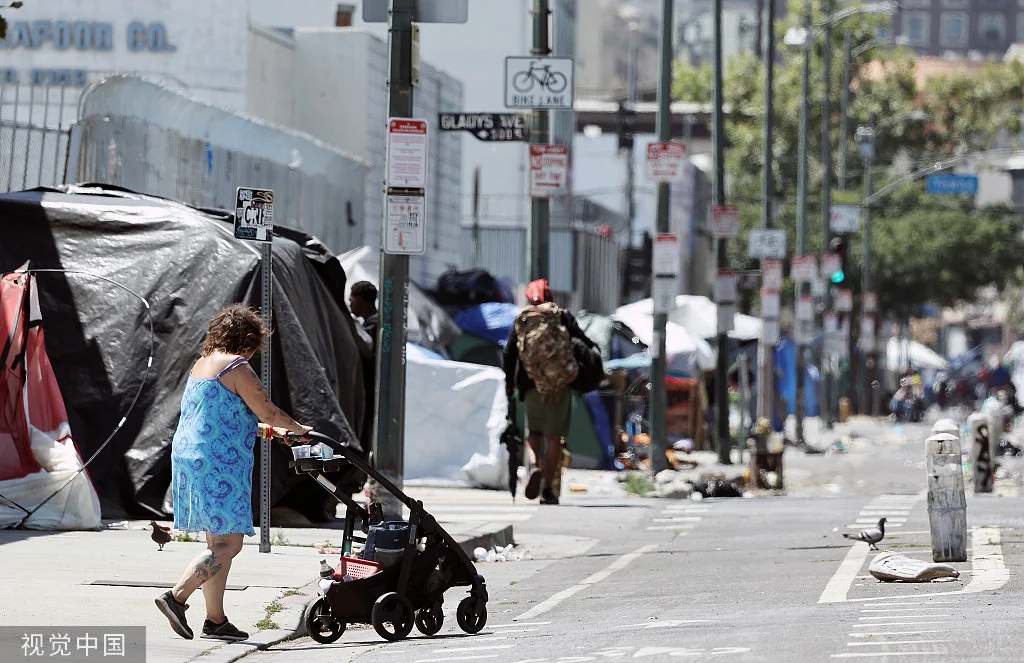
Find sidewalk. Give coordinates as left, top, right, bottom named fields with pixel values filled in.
left=0, top=486, right=516, bottom=663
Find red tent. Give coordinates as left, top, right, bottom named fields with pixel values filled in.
left=0, top=266, right=100, bottom=529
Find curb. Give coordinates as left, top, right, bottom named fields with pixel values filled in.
left=188, top=580, right=318, bottom=663
left=193, top=523, right=513, bottom=662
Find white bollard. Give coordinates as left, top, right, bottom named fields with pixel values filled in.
left=968, top=412, right=995, bottom=493
left=931, top=418, right=959, bottom=438
left=925, top=433, right=968, bottom=562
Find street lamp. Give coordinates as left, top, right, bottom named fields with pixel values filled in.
left=856, top=110, right=932, bottom=413
left=839, top=35, right=912, bottom=189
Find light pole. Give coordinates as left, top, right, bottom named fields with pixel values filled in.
left=839, top=35, right=910, bottom=191
left=756, top=0, right=776, bottom=424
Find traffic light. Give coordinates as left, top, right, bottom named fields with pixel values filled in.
left=617, top=103, right=637, bottom=151
left=829, top=237, right=848, bottom=284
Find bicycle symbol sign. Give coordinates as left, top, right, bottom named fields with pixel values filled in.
left=505, top=56, right=574, bottom=110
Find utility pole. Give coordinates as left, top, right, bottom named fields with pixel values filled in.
left=528, top=0, right=551, bottom=282
left=794, top=0, right=811, bottom=445
left=755, top=0, right=764, bottom=60
left=821, top=0, right=834, bottom=430
left=756, top=0, right=776, bottom=422
left=713, top=0, right=730, bottom=464
left=859, top=116, right=877, bottom=416
left=622, top=10, right=639, bottom=266
left=838, top=32, right=852, bottom=191
left=650, top=0, right=674, bottom=475
left=372, top=0, right=416, bottom=520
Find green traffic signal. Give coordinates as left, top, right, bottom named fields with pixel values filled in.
left=830, top=271, right=845, bottom=284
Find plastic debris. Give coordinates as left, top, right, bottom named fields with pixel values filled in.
left=473, top=544, right=529, bottom=563
left=869, top=551, right=960, bottom=583
left=106, top=521, right=129, bottom=530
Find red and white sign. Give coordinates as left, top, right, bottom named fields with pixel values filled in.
left=716, top=269, right=737, bottom=304
left=791, top=255, right=818, bottom=282
left=760, top=288, right=780, bottom=318
left=836, top=289, right=853, bottom=312
left=861, top=315, right=875, bottom=337
left=386, top=118, right=429, bottom=188
left=762, top=260, right=783, bottom=289
left=822, top=253, right=841, bottom=278
left=796, top=295, right=814, bottom=322
left=863, top=291, right=877, bottom=313
left=529, top=144, right=569, bottom=197
left=653, top=233, right=680, bottom=275
left=824, top=312, right=839, bottom=334
left=645, top=141, right=687, bottom=183
left=711, top=204, right=739, bottom=239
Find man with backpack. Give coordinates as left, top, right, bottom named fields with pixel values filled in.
left=504, top=279, right=599, bottom=505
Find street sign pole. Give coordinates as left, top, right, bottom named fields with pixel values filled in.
left=373, top=0, right=417, bottom=521
left=528, top=0, right=551, bottom=282
left=757, top=0, right=776, bottom=425
left=233, top=186, right=274, bottom=553
left=650, top=0, right=674, bottom=475
left=713, top=0, right=731, bottom=465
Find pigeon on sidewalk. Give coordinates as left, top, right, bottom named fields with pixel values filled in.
left=150, top=521, right=172, bottom=551
left=843, top=517, right=886, bottom=550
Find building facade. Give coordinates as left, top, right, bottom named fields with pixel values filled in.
left=889, top=0, right=1024, bottom=58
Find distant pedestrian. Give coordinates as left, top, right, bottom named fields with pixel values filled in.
left=504, top=279, right=597, bottom=505
left=349, top=281, right=379, bottom=347
left=156, top=305, right=311, bottom=641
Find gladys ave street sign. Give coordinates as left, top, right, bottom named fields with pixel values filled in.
left=438, top=112, right=527, bottom=141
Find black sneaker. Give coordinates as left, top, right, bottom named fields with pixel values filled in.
left=540, top=491, right=559, bottom=505
left=524, top=468, right=542, bottom=500
left=155, top=591, right=193, bottom=640
left=202, top=619, right=249, bottom=641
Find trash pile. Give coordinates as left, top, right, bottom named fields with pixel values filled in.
left=473, top=544, right=529, bottom=563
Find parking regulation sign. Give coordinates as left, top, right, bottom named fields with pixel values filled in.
left=235, top=187, right=273, bottom=242
left=645, top=141, right=687, bottom=183
left=529, top=144, right=569, bottom=197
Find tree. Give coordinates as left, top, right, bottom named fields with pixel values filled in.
left=672, top=0, right=1024, bottom=319
left=0, top=2, right=24, bottom=41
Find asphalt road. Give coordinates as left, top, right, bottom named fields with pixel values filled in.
left=246, top=417, right=1024, bottom=663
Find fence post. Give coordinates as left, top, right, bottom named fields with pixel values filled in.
left=968, top=412, right=994, bottom=493
left=925, top=432, right=967, bottom=562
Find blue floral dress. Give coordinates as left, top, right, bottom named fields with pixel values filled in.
left=171, top=357, right=258, bottom=536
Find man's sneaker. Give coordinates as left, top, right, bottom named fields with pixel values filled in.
left=540, top=490, right=559, bottom=505
left=524, top=468, right=542, bottom=500
left=202, top=619, right=249, bottom=641
left=155, top=591, right=193, bottom=640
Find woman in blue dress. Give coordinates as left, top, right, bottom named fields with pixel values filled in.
left=156, top=305, right=311, bottom=641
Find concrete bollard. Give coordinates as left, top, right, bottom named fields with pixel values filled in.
left=968, top=412, right=995, bottom=493
left=931, top=418, right=959, bottom=438
left=925, top=433, right=968, bottom=562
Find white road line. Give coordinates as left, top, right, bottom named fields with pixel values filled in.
left=854, top=517, right=908, bottom=523
left=831, top=653, right=939, bottom=658
left=433, top=646, right=515, bottom=654
left=488, top=622, right=551, bottom=628
left=819, top=542, right=869, bottom=603
left=415, top=656, right=499, bottom=663
left=859, top=602, right=955, bottom=607
left=515, top=544, right=657, bottom=620
left=858, top=615, right=951, bottom=620
left=847, top=641, right=949, bottom=647
left=645, top=525, right=693, bottom=531
left=651, top=517, right=702, bottom=523
left=851, top=623, right=950, bottom=627
left=849, top=631, right=945, bottom=637
left=860, top=608, right=951, bottom=612
left=612, top=620, right=718, bottom=629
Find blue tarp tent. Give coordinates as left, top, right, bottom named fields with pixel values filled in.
left=453, top=302, right=521, bottom=347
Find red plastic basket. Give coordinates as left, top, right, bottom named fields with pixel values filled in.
left=333, top=556, right=383, bottom=581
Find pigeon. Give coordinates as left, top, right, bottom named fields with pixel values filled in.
left=150, top=521, right=172, bottom=551
left=843, top=517, right=886, bottom=550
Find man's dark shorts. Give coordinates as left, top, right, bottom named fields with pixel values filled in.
left=524, top=388, right=571, bottom=437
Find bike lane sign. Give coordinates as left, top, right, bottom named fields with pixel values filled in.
left=505, top=56, right=574, bottom=109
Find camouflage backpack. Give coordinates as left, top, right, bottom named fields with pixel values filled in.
left=514, top=302, right=578, bottom=396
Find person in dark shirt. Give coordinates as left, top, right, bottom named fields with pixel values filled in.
left=349, top=281, right=379, bottom=347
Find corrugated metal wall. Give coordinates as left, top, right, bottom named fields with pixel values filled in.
left=74, top=75, right=370, bottom=254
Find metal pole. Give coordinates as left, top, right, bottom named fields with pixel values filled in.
left=625, top=19, right=638, bottom=247
left=372, top=0, right=416, bottom=521
left=795, top=0, right=811, bottom=445
left=756, top=0, right=776, bottom=422
left=259, top=240, right=273, bottom=552
left=528, top=0, right=551, bottom=282
left=650, top=0, right=674, bottom=475
left=472, top=166, right=481, bottom=267
left=821, top=0, right=834, bottom=430
left=862, top=136, right=874, bottom=415
left=713, top=0, right=731, bottom=465
left=838, top=32, right=852, bottom=191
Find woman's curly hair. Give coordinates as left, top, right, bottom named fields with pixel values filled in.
left=202, top=304, right=271, bottom=356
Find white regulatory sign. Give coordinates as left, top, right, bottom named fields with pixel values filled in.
left=386, top=118, right=429, bottom=189
left=234, top=187, right=274, bottom=242
left=646, top=142, right=688, bottom=183
left=863, top=291, right=877, bottom=313
left=762, top=260, right=783, bottom=289
left=791, top=255, right=818, bottom=282
left=716, top=270, right=737, bottom=304
left=829, top=204, right=861, bottom=233
left=760, top=288, right=780, bottom=318
left=711, top=204, right=739, bottom=239
left=821, top=253, right=842, bottom=278
left=748, top=229, right=786, bottom=259
left=384, top=188, right=426, bottom=255
left=505, top=56, right=574, bottom=109
left=796, top=295, right=814, bottom=322
left=529, top=144, right=569, bottom=197
left=836, top=289, right=853, bottom=312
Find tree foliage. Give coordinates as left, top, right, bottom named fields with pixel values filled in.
left=672, top=0, right=1024, bottom=319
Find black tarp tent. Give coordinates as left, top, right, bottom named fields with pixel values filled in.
left=0, top=186, right=368, bottom=520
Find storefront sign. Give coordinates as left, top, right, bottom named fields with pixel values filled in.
left=0, top=21, right=176, bottom=53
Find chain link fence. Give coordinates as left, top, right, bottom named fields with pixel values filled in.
left=73, top=75, right=370, bottom=253
left=0, top=81, right=75, bottom=192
